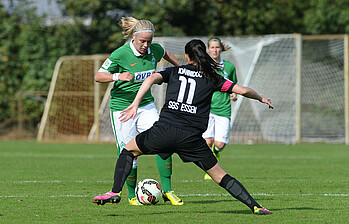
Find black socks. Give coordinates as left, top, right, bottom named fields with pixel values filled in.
left=219, top=174, right=260, bottom=211
left=112, top=149, right=135, bottom=193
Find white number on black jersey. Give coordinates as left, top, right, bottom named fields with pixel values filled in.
left=177, top=76, right=196, bottom=104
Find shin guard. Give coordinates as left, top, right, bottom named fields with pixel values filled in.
left=112, top=149, right=135, bottom=193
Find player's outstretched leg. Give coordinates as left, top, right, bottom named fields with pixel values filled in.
left=93, top=149, right=135, bottom=205
left=197, top=157, right=272, bottom=215
left=219, top=174, right=273, bottom=215
left=204, top=144, right=217, bottom=180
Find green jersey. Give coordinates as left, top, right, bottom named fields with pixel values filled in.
left=100, top=41, right=165, bottom=111
left=210, top=60, right=237, bottom=118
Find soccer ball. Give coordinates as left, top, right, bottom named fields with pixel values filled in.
left=135, top=179, right=162, bottom=205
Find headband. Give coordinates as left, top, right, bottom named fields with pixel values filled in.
left=208, top=38, right=221, bottom=44
left=134, top=30, right=154, bottom=34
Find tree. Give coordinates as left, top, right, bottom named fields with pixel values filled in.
left=0, top=4, right=27, bottom=128
left=60, top=0, right=133, bottom=52
left=304, top=0, right=349, bottom=34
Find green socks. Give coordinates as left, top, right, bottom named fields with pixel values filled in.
left=126, top=167, right=137, bottom=199
left=125, top=155, right=173, bottom=198
left=156, top=155, right=173, bottom=193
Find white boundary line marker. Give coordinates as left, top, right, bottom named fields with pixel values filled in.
left=1, top=180, right=347, bottom=198
left=1, top=193, right=347, bottom=198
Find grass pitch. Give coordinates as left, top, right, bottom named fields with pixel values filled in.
left=0, top=141, right=348, bottom=223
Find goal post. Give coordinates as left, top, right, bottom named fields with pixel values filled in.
left=344, top=34, right=349, bottom=145
left=295, top=34, right=302, bottom=144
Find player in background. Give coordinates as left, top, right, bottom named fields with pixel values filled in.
left=96, top=39, right=273, bottom=215
left=203, top=37, right=237, bottom=180
left=93, top=17, right=183, bottom=206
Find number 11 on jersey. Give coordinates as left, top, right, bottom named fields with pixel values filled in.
left=178, top=76, right=196, bottom=104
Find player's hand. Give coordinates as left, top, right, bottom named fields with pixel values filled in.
left=230, top=93, right=237, bottom=101
left=119, top=104, right=138, bottom=122
left=118, top=72, right=133, bottom=82
left=260, top=94, right=274, bottom=109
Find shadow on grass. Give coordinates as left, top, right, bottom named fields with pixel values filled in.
left=190, top=199, right=232, bottom=204
left=189, top=197, right=274, bottom=204
left=104, top=204, right=327, bottom=217
left=106, top=209, right=252, bottom=217
left=272, top=207, right=329, bottom=212
left=105, top=205, right=254, bottom=217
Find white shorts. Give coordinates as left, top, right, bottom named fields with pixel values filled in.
left=110, top=103, right=159, bottom=155
left=202, top=113, right=230, bottom=144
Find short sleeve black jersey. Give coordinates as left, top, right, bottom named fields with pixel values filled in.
left=158, top=64, right=236, bottom=133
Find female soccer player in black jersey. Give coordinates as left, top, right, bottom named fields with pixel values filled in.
left=95, top=39, right=274, bottom=215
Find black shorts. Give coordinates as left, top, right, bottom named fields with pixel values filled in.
left=135, top=122, right=213, bottom=162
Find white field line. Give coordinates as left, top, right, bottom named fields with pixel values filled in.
left=182, top=193, right=349, bottom=197
left=0, top=193, right=348, bottom=198
left=0, top=152, right=112, bottom=159
left=1, top=180, right=347, bottom=198
left=8, top=180, right=111, bottom=184
left=2, top=179, right=347, bottom=184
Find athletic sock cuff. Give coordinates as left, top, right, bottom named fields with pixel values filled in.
left=219, top=174, right=233, bottom=188
left=121, top=148, right=135, bottom=159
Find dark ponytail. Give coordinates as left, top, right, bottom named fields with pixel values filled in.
left=185, top=39, right=222, bottom=85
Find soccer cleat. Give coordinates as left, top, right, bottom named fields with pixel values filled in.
left=162, top=191, right=184, bottom=205
left=253, top=206, right=273, bottom=215
left=204, top=173, right=212, bottom=180
left=93, top=191, right=121, bottom=205
left=212, top=144, right=220, bottom=162
left=128, top=197, right=143, bottom=206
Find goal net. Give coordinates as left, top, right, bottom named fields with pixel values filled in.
left=301, top=37, right=345, bottom=142
left=38, top=35, right=347, bottom=144
left=37, top=55, right=109, bottom=142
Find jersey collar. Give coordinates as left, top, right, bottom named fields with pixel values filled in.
left=130, top=40, right=151, bottom=57
left=219, top=58, right=224, bottom=69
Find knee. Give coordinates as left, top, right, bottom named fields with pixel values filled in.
left=194, top=154, right=218, bottom=171
left=214, top=142, right=226, bottom=151
left=205, top=138, right=214, bottom=147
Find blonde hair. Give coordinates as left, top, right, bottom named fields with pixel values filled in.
left=119, top=17, right=155, bottom=39
left=207, top=37, right=231, bottom=52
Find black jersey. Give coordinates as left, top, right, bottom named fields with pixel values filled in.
left=158, top=64, right=236, bottom=133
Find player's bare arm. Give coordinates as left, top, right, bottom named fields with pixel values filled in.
left=95, top=71, right=133, bottom=83
left=232, top=84, right=273, bottom=109
left=119, top=72, right=163, bottom=122
left=163, top=49, right=181, bottom=66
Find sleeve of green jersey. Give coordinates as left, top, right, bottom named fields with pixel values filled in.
left=224, top=61, right=237, bottom=83
left=100, top=51, right=120, bottom=73
left=151, top=43, right=166, bottom=62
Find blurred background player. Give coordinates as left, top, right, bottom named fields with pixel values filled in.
left=93, top=17, right=183, bottom=205
left=102, top=39, right=273, bottom=215
left=203, top=37, right=237, bottom=180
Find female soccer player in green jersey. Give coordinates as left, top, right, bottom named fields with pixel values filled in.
left=94, top=17, right=183, bottom=205
left=203, top=37, right=237, bottom=180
